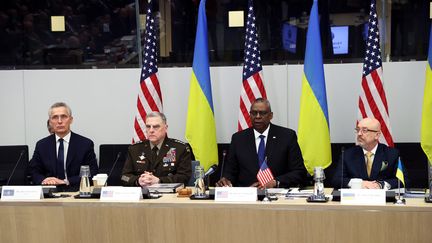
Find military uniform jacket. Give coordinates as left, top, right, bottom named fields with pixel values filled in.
left=121, top=137, right=192, bottom=186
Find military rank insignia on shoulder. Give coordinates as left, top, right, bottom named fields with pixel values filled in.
left=132, top=140, right=143, bottom=145
left=171, top=139, right=186, bottom=145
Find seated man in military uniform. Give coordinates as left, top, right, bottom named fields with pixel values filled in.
left=121, top=112, right=192, bottom=186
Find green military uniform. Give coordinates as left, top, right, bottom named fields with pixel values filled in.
left=121, top=137, right=192, bottom=186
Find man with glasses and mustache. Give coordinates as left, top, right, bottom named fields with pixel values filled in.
left=216, top=98, right=307, bottom=189
left=121, top=112, right=192, bottom=187
left=30, top=102, right=98, bottom=190
left=332, top=117, right=400, bottom=189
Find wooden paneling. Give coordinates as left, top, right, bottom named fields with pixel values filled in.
left=1, top=195, right=431, bottom=243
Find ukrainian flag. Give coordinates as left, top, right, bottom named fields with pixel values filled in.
left=396, top=157, right=405, bottom=186
left=421, top=23, right=432, bottom=165
left=185, top=0, right=218, bottom=170
left=298, top=0, right=332, bottom=175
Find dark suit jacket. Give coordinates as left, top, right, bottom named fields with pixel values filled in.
left=30, top=132, right=98, bottom=187
left=332, top=143, right=400, bottom=189
left=223, top=124, right=307, bottom=187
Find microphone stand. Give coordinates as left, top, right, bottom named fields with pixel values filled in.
left=340, top=147, right=344, bottom=190
left=219, top=150, right=227, bottom=180
left=394, top=178, right=405, bottom=205
left=104, top=152, right=122, bottom=187
left=6, top=150, right=25, bottom=185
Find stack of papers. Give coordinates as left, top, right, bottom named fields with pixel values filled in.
left=146, top=183, right=184, bottom=193
left=285, top=188, right=313, bottom=198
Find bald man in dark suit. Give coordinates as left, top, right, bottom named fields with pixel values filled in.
left=332, top=117, right=400, bottom=189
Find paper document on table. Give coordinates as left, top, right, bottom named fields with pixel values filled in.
left=285, top=188, right=313, bottom=198
left=267, top=188, right=289, bottom=195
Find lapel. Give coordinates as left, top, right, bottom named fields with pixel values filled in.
left=158, top=138, right=171, bottom=162
left=65, top=132, right=74, bottom=170
left=49, top=134, right=57, bottom=173
left=146, top=137, right=170, bottom=170
left=354, top=146, right=369, bottom=178
left=370, top=144, right=384, bottom=179
left=265, top=124, right=277, bottom=164
left=245, top=128, right=260, bottom=170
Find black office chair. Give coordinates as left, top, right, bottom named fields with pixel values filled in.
left=0, top=145, right=29, bottom=186
left=98, top=144, right=129, bottom=186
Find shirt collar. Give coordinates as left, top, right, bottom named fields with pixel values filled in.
left=363, top=143, right=378, bottom=155
left=150, top=137, right=166, bottom=150
left=253, top=125, right=270, bottom=139
left=56, top=132, right=71, bottom=143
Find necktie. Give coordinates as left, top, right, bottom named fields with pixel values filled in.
left=57, top=138, right=65, bottom=179
left=257, top=135, right=266, bottom=166
left=366, top=151, right=373, bottom=177
left=151, top=146, right=159, bottom=162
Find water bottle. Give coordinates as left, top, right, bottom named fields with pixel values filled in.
left=79, top=165, right=91, bottom=197
left=194, top=165, right=206, bottom=198
left=313, top=167, right=326, bottom=200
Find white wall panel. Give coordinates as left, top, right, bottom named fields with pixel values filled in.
left=0, top=61, right=427, bottom=159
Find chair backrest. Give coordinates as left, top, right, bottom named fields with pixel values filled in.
left=0, top=145, right=29, bottom=186
left=99, top=144, right=129, bottom=186
left=188, top=160, right=200, bottom=186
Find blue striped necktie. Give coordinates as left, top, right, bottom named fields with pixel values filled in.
left=257, top=135, right=265, bottom=166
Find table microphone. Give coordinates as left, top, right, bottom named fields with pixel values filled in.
left=204, top=164, right=218, bottom=178
left=219, top=150, right=227, bottom=180
left=6, top=150, right=25, bottom=185
left=104, top=152, right=122, bottom=187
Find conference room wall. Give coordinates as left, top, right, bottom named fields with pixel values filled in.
left=0, top=61, right=426, bottom=160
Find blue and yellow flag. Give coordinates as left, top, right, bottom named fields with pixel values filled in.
left=421, top=23, right=432, bottom=165
left=396, top=157, right=405, bottom=186
left=185, top=0, right=218, bottom=170
left=298, top=0, right=332, bottom=175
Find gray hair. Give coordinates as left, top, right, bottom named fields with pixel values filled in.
left=146, top=112, right=167, bottom=124
left=251, top=98, right=272, bottom=112
left=48, top=102, right=72, bottom=117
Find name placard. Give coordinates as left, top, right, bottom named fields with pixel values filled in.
left=215, top=187, right=257, bottom=202
left=1, top=186, right=43, bottom=201
left=340, top=189, right=386, bottom=205
left=100, top=187, right=142, bottom=202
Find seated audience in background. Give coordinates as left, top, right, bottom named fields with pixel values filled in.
left=30, top=102, right=98, bottom=189
left=332, top=117, right=400, bottom=189
left=216, top=98, right=307, bottom=189
left=121, top=112, right=192, bottom=186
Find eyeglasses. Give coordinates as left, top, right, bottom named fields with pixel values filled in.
left=354, top=127, right=379, bottom=134
left=249, top=110, right=270, bottom=117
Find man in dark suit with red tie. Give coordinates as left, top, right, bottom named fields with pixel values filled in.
left=29, top=102, right=98, bottom=189
left=332, top=117, right=400, bottom=189
left=216, top=98, right=307, bottom=188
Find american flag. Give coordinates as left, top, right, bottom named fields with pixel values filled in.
left=237, top=0, right=267, bottom=131
left=133, top=0, right=163, bottom=143
left=358, top=0, right=393, bottom=147
left=256, top=158, right=274, bottom=186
